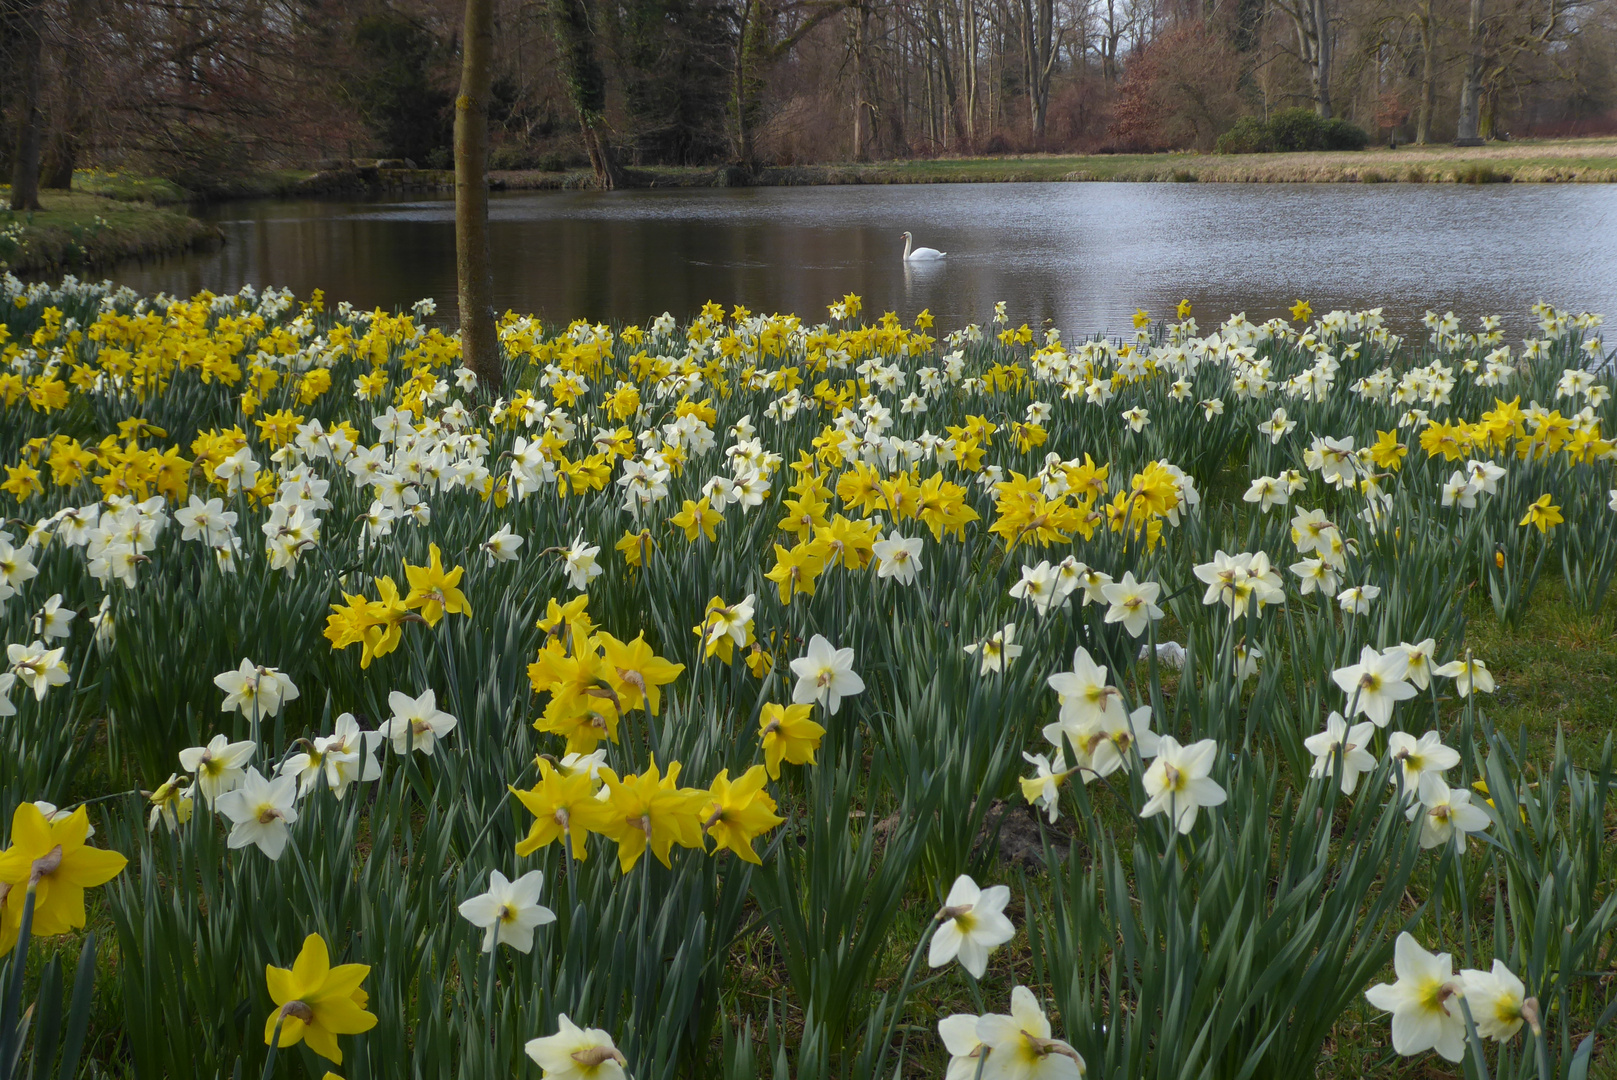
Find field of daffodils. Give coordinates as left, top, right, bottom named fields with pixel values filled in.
left=1, top=275, right=1615, bottom=1080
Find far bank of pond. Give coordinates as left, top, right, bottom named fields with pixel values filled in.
left=0, top=190, right=221, bottom=275
left=289, top=137, right=1617, bottom=196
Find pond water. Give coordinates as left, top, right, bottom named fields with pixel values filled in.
left=108, top=182, right=1617, bottom=336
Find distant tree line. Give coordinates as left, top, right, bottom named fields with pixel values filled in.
left=1, top=0, right=1614, bottom=197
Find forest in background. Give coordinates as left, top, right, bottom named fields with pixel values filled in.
left=1, top=0, right=1615, bottom=193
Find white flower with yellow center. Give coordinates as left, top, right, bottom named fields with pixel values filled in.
left=216, top=766, right=298, bottom=860
left=1331, top=646, right=1416, bottom=728
left=1139, top=736, right=1227, bottom=834
left=458, top=869, right=556, bottom=954
left=1364, top=932, right=1466, bottom=1061
left=975, top=985, right=1086, bottom=1078
left=788, top=634, right=864, bottom=716
left=177, top=733, right=256, bottom=806
left=929, top=874, right=1016, bottom=979
left=965, top=624, right=1023, bottom=676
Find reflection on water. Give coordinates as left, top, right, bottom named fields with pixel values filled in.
left=108, top=183, right=1617, bottom=335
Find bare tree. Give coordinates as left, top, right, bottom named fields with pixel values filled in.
left=1018, top=0, right=1060, bottom=140
left=1272, top=0, right=1334, bottom=116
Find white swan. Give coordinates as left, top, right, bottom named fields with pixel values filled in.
left=901, top=231, right=945, bottom=261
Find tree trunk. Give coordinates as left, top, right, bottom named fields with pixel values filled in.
left=850, top=5, right=869, bottom=160
left=1019, top=0, right=1056, bottom=143
left=42, top=0, right=91, bottom=191
left=963, top=0, right=977, bottom=145
left=1280, top=0, right=1331, bottom=119
left=1308, top=0, right=1331, bottom=118
left=1415, top=1, right=1435, bottom=144
left=551, top=0, right=622, bottom=188
left=1454, top=0, right=1484, bottom=143
left=8, top=0, right=46, bottom=211
left=928, top=6, right=966, bottom=146
left=733, top=0, right=756, bottom=163
left=455, top=0, right=502, bottom=390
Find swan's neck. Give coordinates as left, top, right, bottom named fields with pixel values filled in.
left=903, top=235, right=911, bottom=260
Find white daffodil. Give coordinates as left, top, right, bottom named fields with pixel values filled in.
left=1440, top=470, right=1478, bottom=508
left=1076, top=567, right=1113, bottom=606
left=0, top=539, right=38, bottom=598
left=175, top=495, right=238, bottom=545
left=788, top=634, right=865, bottom=715
left=1386, top=730, right=1459, bottom=801
left=702, top=593, right=756, bottom=653
left=559, top=749, right=609, bottom=779
left=310, top=712, right=385, bottom=798
left=1396, top=639, right=1438, bottom=690
left=33, top=594, right=75, bottom=641
left=482, top=523, right=525, bottom=565
left=1086, top=705, right=1161, bottom=780
left=1336, top=583, right=1380, bottom=615
left=1303, top=712, right=1378, bottom=794
left=178, top=734, right=257, bottom=806
left=1410, top=774, right=1491, bottom=851
left=1363, top=932, right=1466, bottom=1062
left=1243, top=475, right=1288, bottom=512
left=1459, top=960, right=1530, bottom=1042
left=939, top=1014, right=988, bottom=1080
left=965, top=624, right=1023, bottom=675
left=1140, top=736, right=1227, bottom=834
left=1046, top=647, right=1125, bottom=730
left=524, top=1015, right=626, bottom=1079
left=382, top=688, right=459, bottom=755
left=1435, top=654, right=1495, bottom=697
left=0, top=672, right=16, bottom=718
left=1465, top=458, right=1507, bottom=495
left=976, top=985, right=1086, bottom=1079
left=1331, top=646, right=1417, bottom=728
left=458, top=869, right=557, bottom=954
left=872, top=530, right=923, bottom=586
left=216, top=766, right=299, bottom=860
left=1290, top=557, right=1340, bottom=597
left=214, top=659, right=301, bottom=719
left=1100, top=572, right=1162, bottom=638
left=1290, top=508, right=1334, bottom=554
left=562, top=533, right=602, bottom=591
left=1233, top=639, right=1263, bottom=682
left=1010, top=560, right=1060, bottom=615
left=929, top=874, right=1016, bottom=978
left=7, top=640, right=69, bottom=700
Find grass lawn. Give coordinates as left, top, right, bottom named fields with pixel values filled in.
left=484, top=136, right=1617, bottom=189
left=0, top=188, right=219, bottom=273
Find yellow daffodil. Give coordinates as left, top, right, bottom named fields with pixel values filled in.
left=514, top=760, right=617, bottom=861
left=757, top=703, right=825, bottom=780
left=402, top=543, right=471, bottom=625
left=597, top=759, right=707, bottom=872
left=0, top=803, right=127, bottom=948
left=701, top=765, right=784, bottom=865
left=598, top=632, right=684, bottom=714
left=263, top=934, right=377, bottom=1064
left=1519, top=494, right=1563, bottom=534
